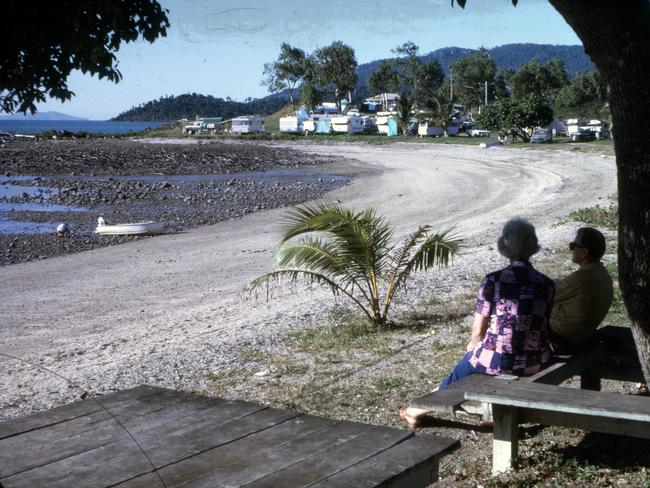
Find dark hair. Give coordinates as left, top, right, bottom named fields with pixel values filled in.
left=575, top=227, right=606, bottom=260
left=497, top=217, right=540, bottom=261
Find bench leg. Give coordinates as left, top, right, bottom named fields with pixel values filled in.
left=580, top=373, right=601, bottom=391
left=492, top=405, right=518, bottom=476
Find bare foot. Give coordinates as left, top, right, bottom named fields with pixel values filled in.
left=398, top=405, right=429, bottom=429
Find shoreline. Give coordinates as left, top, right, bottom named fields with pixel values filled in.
left=1, top=139, right=361, bottom=264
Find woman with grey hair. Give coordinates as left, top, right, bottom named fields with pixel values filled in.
left=400, top=217, right=554, bottom=428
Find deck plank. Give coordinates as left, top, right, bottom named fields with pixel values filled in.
left=0, top=385, right=162, bottom=439
left=308, top=434, right=459, bottom=488
left=158, top=416, right=369, bottom=487
left=1, top=437, right=155, bottom=488
left=243, top=425, right=414, bottom=487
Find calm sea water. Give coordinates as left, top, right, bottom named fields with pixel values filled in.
left=0, top=120, right=167, bottom=135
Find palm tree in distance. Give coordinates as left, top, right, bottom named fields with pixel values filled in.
left=395, top=92, right=416, bottom=135
left=426, top=93, right=456, bottom=137
left=247, top=202, right=461, bottom=328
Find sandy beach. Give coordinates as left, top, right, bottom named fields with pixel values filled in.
left=0, top=141, right=616, bottom=420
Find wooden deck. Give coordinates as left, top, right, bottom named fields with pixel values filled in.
left=0, top=386, right=459, bottom=488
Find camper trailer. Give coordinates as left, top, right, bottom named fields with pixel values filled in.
left=331, top=115, right=364, bottom=134
left=230, top=116, right=265, bottom=134
left=279, top=116, right=305, bottom=134
left=279, top=108, right=310, bottom=134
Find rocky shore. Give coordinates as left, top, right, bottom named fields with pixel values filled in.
left=0, top=139, right=349, bottom=264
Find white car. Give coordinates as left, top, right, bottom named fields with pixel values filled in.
left=468, top=128, right=491, bottom=137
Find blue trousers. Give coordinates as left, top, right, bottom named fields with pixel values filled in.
left=438, top=352, right=488, bottom=390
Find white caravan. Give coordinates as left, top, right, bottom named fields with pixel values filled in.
left=330, top=115, right=364, bottom=134
left=230, top=116, right=265, bottom=134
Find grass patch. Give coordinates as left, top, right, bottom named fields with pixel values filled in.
left=565, top=203, right=618, bottom=229
left=288, top=306, right=393, bottom=355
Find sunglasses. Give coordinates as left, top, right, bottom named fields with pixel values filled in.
left=569, top=242, right=585, bottom=251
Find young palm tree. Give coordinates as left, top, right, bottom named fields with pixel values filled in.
left=247, top=202, right=461, bottom=328
left=426, top=93, right=456, bottom=137
left=395, top=92, right=416, bottom=135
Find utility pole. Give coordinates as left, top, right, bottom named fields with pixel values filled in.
left=450, top=68, right=454, bottom=101
left=484, top=80, right=488, bottom=106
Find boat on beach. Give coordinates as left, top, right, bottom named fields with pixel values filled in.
left=95, top=217, right=165, bottom=235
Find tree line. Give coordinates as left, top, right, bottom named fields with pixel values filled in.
left=264, top=41, right=608, bottom=140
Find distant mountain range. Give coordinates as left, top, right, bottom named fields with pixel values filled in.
left=0, top=111, right=88, bottom=121
left=114, top=43, right=594, bottom=122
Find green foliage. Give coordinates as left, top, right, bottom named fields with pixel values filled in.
left=1, top=0, right=169, bottom=114
left=262, top=43, right=307, bottom=109
left=312, top=41, right=358, bottom=109
left=390, top=42, right=444, bottom=106
left=113, top=93, right=287, bottom=121
left=247, top=202, right=461, bottom=328
left=511, top=59, right=568, bottom=101
left=367, top=62, right=401, bottom=95
left=476, top=94, right=553, bottom=142
left=298, top=82, right=322, bottom=112
left=555, top=69, right=608, bottom=119
left=425, top=93, right=456, bottom=136
left=449, top=48, right=497, bottom=109
left=567, top=204, right=618, bottom=230
left=395, top=92, right=416, bottom=135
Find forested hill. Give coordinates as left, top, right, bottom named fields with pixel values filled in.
left=113, top=93, right=288, bottom=122
left=356, top=44, right=592, bottom=88
left=114, top=43, right=592, bottom=121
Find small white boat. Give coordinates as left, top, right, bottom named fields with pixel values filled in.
left=95, top=217, right=165, bottom=235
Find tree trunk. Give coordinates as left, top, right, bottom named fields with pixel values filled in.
left=549, top=0, right=650, bottom=383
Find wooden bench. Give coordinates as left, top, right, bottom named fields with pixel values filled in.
left=464, top=377, right=650, bottom=475
left=408, top=326, right=642, bottom=418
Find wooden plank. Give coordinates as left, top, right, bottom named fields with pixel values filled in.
left=0, top=385, right=163, bottom=439
left=0, top=388, right=232, bottom=478
left=491, top=405, right=518, bottom=475
left=158, top=415, right=369, bottom=487
left=112, top=472, right=166, bottom=488
left=0, top=409, right=127, bottom=478
left=409, top=375, right=491, bottom=412
left=0, top=437, right=155, bottom=488
left=287, top=434, right=459, bottom=488
left=464, top=378, right=650, bottom=421
left=242, top=425, right=413, bottom=487
left=133, top=400, right=276, bottom=467
left=519, top=409, right=650, bottom=439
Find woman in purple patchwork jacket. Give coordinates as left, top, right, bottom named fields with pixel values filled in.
left=400, top=217, right=554, bottom=428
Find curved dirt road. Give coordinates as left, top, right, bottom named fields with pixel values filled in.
left=0, top=143, right=616, bottom=419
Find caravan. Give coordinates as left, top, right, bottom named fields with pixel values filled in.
left=230, top=116, right=265, bottom=134
left=279, top=107, right=310, bottom=134
left=331, top=115, right=364, bottom=134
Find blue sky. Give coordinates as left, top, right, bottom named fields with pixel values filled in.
left=36, top=0, right=582, bottom=120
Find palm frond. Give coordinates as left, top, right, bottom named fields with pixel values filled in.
left=387, top=226, right=462, bottom=303
left=275, top=238, right=365, bottom=292
left=279, top=201, right=355, bottom=244
left=245, top=268, right=374, bottom=322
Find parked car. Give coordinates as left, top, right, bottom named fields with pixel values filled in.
left=570, top=128, right=596, bottom=142
left=467, top=128, right=491, bottom=137
left=530, top=129, right=552, bottom=143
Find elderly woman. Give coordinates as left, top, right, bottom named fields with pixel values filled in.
left=400, top=217, right=554, bottom=428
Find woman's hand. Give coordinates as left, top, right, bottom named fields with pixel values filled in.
left=467, top=313, right=489, bottom=352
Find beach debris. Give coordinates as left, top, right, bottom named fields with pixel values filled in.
left=56, top=223, right=70, bottom=237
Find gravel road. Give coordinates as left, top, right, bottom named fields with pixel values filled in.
left=0, top=142, right=617, bottom=420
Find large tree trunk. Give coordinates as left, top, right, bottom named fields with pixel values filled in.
left=549, top=0, right=650, bottom=383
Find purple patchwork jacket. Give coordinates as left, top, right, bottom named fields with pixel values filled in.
left=469, top=260, right=554, bottom=376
